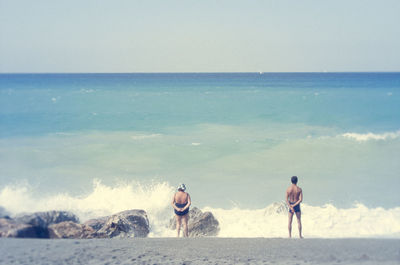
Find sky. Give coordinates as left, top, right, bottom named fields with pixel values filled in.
left=0, top=0, right=400, bottom=73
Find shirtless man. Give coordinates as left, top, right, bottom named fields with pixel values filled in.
left=286, top=176, right=303, bottom=238
left=171, top=184, right=191, bottom=237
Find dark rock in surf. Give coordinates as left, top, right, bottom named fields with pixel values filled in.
left=8, top=210, right=80, bottom=238
left=15, top=211, right=80, bottom=229
left=1, top=209, right=149, bottom=239
left=170, top=207, right=220, bottom=237
left=86, top=210, right=150, bottom=238
left=0, top=218, right=43, bottom=238
left=84, top=216, right=108, bottom=231
left=48, top=221, right=102, bottom=239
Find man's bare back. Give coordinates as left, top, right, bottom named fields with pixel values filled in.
left=286, top=185, right=302, bottom=204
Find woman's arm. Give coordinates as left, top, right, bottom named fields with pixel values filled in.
left=171, top=194, right=179, bottom=211
left=182, top=193, right=191, bottom=211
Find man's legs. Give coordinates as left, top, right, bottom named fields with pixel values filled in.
left=288, top=211, right=294, bottom=238
left=175, top=215, right=182, bottom=237
left=182, top=214, right=189, bottom=237
left=295, top=211, right=303, bottom=238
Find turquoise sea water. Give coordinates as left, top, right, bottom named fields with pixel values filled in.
left=1, top=73, right=399, bottom=137
left=0, top=73, right=400, bottom=236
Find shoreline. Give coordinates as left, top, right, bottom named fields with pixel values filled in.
left=1, top=238, right=399, bottom=265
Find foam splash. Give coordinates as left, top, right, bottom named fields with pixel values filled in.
left=130, top=134, right=162, bottom=140
left=341, top=131, right=400, bottom=142
left=0, top=180, right=176, bottom=237
left=206, top=203, right=400, bottom=238
left=0, top=181, right=399, bottom=238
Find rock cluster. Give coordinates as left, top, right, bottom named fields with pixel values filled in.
left=1, top=207, right=220, bottom=239
left=1, top=211, right=77, bottom=238
left=0, top=209, right=150, bottom=239
left=170, top=207, right=220, bottom=237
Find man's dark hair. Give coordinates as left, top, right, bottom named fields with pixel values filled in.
left=291, top=176, right=298, bottom=184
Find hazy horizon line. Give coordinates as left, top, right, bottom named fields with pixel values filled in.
left=1, top=71, right=400, bottom=75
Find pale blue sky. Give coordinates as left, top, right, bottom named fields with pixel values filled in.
left=1, top=0, right=399, bottom=72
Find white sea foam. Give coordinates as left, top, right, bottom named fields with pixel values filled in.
left=80, top=89, right=95, bottom=93
left=341, top=131, right=400, bottom=142
left=0, top=180, right=176, bottom=237
left=0, top=206, right=9, bottom=217
left=0, top=180, right=399, bottom=238
left=130, top=133, right=162, bottom=140
left=206, top=203, right=400, bottom=238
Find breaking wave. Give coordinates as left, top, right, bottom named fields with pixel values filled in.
left=341, top=131, right=400, bottom=142
left=206, top=203, right=400, bottom=238
left=0, top=180, right=399, bottom=238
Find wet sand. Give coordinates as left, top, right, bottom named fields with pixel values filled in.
left=0, top=238, right=399, bottom=265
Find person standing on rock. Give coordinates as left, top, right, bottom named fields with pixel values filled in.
left=286, top=176, right=303, bottom=238
left=172, top=183, right=191, bottom=237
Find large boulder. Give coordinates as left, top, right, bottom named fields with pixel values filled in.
left=83, top=216, right=108, bottom=231
left=0, top=218, right=44, bottom=238
left=15, top=211, right=79, bottom=229
left=170, top=207, right=220, bottom=237
left=48, top=221, right=102, bottom=239
left=85, top=210, right=149, bottom=238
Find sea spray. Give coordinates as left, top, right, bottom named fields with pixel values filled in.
left=1, top=180, right=399, bottom=238
left=205, top=203, right=400, bottom=238
left=0, top=180, right=176, bottom=237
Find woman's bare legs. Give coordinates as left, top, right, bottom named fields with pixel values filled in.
left=175, top=215, right=182, bottom=237
left=182, top=214, right=189, bottom=237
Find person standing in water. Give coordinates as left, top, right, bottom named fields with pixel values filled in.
left=286, top=176, right=303, bottom=238
left=172, top=184, right=191, bottom=237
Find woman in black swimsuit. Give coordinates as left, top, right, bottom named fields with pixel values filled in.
left=172, top=184, right=191, bottom=237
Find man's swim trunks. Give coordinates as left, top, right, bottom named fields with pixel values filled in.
left=289, top=202, right=301, bottom=213
left=174, top=202, right=189, bottom=216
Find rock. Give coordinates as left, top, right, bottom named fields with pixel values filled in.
left=170, top=207, right=220, bottom=237
left=0, top=218, right=44, bottom=238
left=88, top=210, right=150, bottom=238
left=48, top=221, right=101, bottom=239
left=15, top=211, right=79, bottom=229
left=1, top=209, right=149, bottom=239
left=83, top=216, right=108, bottom=231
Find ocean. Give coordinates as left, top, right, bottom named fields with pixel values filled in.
left=0, top=73, right=399, bottom=237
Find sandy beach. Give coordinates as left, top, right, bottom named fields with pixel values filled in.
left=0, top=238, right=399, bottom=265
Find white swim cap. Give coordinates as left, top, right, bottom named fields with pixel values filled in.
left=177, top=183, right=186, bottom=191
